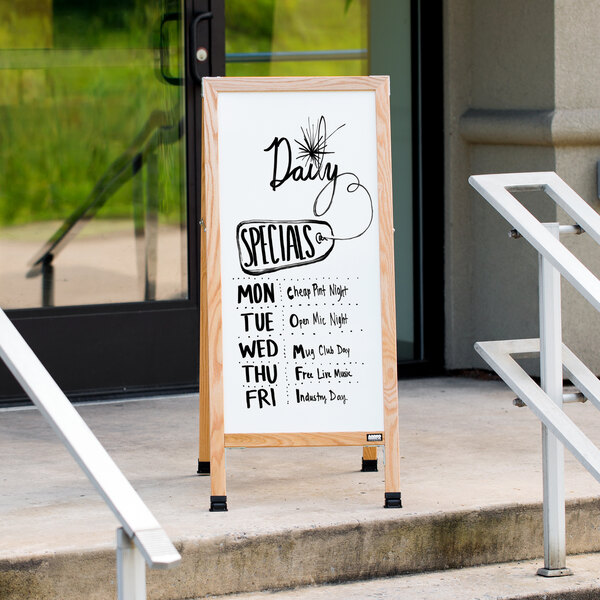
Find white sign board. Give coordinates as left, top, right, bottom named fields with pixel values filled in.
left=217, top=90, right=384, bottom=434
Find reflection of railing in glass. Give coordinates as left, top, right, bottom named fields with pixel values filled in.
left=27, top=109, right=183, bottom=307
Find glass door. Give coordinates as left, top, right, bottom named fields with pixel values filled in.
left=0, top=0, right=224, bottom=402
left=224, top=0, right=440, bottom=369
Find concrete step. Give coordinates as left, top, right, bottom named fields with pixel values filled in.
left=3, top=378, right=600, bottom=599
left=3, top=499, right=600, bottom=599
left=220, top=553, right=600, bottom=600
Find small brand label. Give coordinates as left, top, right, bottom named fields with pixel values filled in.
left=366, top=433, right=383, bottom=442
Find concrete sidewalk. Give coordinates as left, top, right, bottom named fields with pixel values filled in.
left=2, top=376, right=600, bottom=598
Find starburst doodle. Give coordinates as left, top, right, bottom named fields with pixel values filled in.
left=295, top=116, right=345, bottom=170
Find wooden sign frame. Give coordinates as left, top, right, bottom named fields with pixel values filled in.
left=199, top=76, right=400, bottom=511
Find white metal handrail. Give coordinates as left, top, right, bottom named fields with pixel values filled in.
left=471, top=172, right=600, bottom=311
left=0, top=308, right=180, bottom=599
left=474, top=339, right=600, bottom=480
left=470, top=172, right=600, bottom=577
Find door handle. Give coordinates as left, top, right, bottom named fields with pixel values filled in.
left=190, top=11, right=213, bottom=83
left=159, top=12, right=184, bottom=86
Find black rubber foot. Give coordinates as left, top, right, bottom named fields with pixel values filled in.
left=384, top=492, right=402, bottom=508
left=361, top=458, right=378, bottom=472
left=210, top=495, right=228, bottom=512
left=197, top=460, right=210, bottom=475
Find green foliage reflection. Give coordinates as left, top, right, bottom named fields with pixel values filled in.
left=0, top=0, right=184, bottom=227
left=225, top=0, right=368, bottom=77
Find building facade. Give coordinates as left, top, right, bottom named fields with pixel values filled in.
left=1, top=0, right=598, bottom=402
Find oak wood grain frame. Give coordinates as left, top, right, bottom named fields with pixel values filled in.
left=225, top=432, right=384, bottom=448
left=201, top=76, right=400, bottom=506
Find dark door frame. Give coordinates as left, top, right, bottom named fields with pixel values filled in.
left=397, top=0, right=444, bottom=377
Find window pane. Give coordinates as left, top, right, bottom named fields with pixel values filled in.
left=0, top=0, right=187, bottom=308
left=225, top=0, right=368, bottom=77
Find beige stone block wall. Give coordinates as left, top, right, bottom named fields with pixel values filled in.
left=444, top=0, right=474, bottom=368
left=553, top=1, right=600, bottom=374
left=444, top=0, right=600, bottom=372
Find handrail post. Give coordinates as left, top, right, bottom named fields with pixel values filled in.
left=537, top=223, right=570, bottom=576
left=117, top=527, right=147, bottom=600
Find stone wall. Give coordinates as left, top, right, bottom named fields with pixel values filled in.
left=444, top=0, right=600, bottom=373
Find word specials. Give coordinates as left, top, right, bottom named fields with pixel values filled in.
left=236, top=280, right=358, bottom=411
left=236, top=220, right=334, bottom=275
